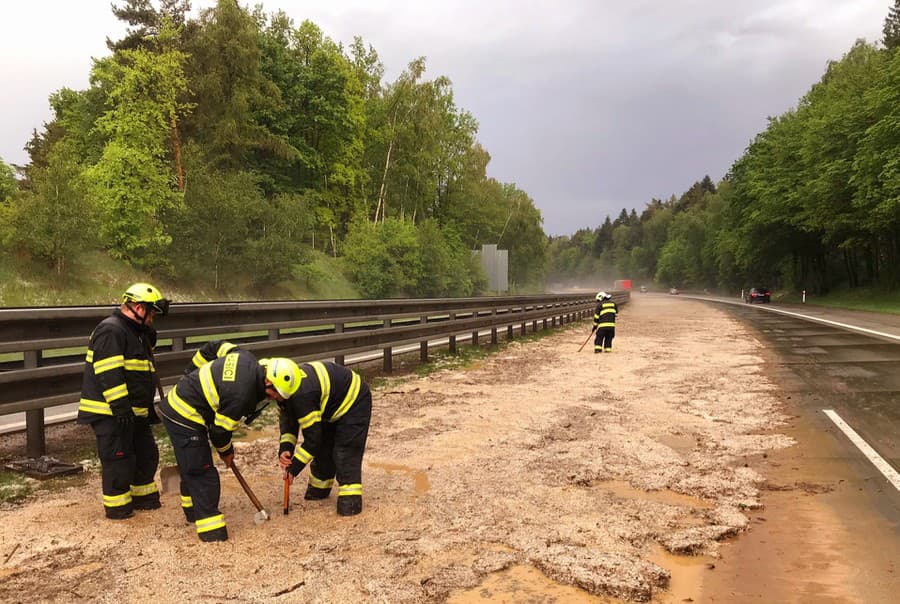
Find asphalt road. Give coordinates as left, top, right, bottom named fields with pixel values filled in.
left=691, top=295, right=900, bottom=513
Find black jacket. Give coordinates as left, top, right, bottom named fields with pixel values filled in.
left=279, top=361, right=369, bottom=472
left=161, top=350, right=268, bottom=454
left=593, top=300, right=618, bottom=329
left=78, top=309, right=158, bottom=423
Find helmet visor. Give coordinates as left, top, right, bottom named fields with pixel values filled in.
left=152, top=298, right=170, bottom=316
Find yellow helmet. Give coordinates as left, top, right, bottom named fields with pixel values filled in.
left=123, top=282, right=170, bottom=315
left=263, top=357, right=304, bottom=398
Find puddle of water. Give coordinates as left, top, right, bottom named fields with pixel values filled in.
left=447, top=564, right=616, bottom=603
left=656, top=433, right=696, bottom=455
left=648, top=545, right=715, bottom=604
left=369, top=462, right=431, bottom=496
left=598, top=480, right=713, bottom=510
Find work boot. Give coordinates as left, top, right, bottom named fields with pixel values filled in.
left=133, top=494, right=161, bottom=510
left=105, top=507, right=135, bottom=520
left=337, top=495, right=362, bottom=517
left=199, top=527, right=228, bottom=543
left=304, top=485, right=331, bottom=500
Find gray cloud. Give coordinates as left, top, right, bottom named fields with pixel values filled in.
left=0, top=0, right=886, bottom=235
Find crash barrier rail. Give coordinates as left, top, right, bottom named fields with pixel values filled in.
left=0, top=291, right=629, bottom=456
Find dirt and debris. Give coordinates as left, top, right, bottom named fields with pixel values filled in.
left=0, top=296, right=806, bottom=602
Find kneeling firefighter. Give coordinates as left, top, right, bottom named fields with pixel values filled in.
left=273, top=358, right=372, bottom=516
left=158, top=349, right=274, bottom=542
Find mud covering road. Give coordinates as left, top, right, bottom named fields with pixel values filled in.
left=0, top=296, right=893, bottom=602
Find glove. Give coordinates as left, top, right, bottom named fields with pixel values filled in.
left=218, top=445, right=235, bottom=468
left=591, top=325, right=597, bottom=333
left=112, top=405, right=134, bottom=432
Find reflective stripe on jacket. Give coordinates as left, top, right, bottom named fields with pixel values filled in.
left=78, top=310, right=157, bottom=423
left=592, top=301, right=618, bottom=329
left=278, top=361, right=368, bottom=466
left=160, top=350, right=267, bottom=452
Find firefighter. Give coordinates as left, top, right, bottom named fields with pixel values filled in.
left=592, top=291, right=618, bottom=353
left=274, top=358, right=372, bottom=517
left=78, top=282, right=171, bottom=519
left=184, top=339, right=239, bottom=375
left=157, top=349, right=277, bottom=542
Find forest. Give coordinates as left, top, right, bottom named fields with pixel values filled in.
left=0, top=0, right=546, bottom=299
left=2, top=1, right=899, bottom=300
left=548, top=4, right=900, bottom=295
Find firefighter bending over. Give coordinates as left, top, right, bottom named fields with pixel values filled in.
left=274, top=358, right=372, bottom=517
left=158, top=349, right=275, bottom=542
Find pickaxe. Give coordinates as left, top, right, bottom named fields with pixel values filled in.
left=230, top=460, right=270, bottom=524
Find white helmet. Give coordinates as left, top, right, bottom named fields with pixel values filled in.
left=595, top=291, right=607, bottom=301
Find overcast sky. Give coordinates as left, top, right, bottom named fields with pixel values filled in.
left=0, top=1, right=888, bottom=235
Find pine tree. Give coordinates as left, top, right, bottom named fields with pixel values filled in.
left=884, top=0, right=900, bottom=50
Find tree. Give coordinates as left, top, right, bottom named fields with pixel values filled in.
left=184, top=0, right=286, bottom=169
left=3, top=144, right=95, bottom=274
left=342, top=218, right=421, bottom=297
left=884, top=0, right=900, bottom=50
left=0, top=158, right=16, bottom=202
left=107, top=0, right=192, bottom=51
left=86, top=25, right=189, bottom=267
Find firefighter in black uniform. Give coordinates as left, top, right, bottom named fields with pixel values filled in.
left=592, top=291, right=618, bottom=353
left=158, top=349, right=280, bottom=542
left=78, top=282, right=170, bottom=519
left=274, top=358, right=372, bottom=516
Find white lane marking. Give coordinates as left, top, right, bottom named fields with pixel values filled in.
left=759, top=307, right=900, bottom=342
left=823, top=409, right=900, bottom=492
left=682, top=296, right=900, bottom=342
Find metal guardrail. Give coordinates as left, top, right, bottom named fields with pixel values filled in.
left=0, top=291, right=629, bottom=456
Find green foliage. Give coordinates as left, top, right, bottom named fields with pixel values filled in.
left=3, top=144, right=95, bottom=275
left=87, top=30, right=189, bottom=268
left=342, top=218, right=422, bottom=298
left=884, top=0, right=900, bottom=50
left=0, top=158, right=16, bottom=202
left=9, top=1, right=547, bottom=298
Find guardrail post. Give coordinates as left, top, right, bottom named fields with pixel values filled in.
left=268, top=328, right=279, bottom=340
left=24, top=350, right=45, bottom=458
left=420, top=316, right=428, bottom=363
left=334, top=323, right=345, bottom=365
left=449, top=313, right=457, bottom=354
left=383, top=318, right=393, bottom=372
left=521, top=319, right=527, bottom=336
left=171, top=336, right=184, bottom=352
left=491, top=310, right=498, bottom=345
left=542, top=317, right=548, bottom=330
left=507, top=323, right=513, bottom=340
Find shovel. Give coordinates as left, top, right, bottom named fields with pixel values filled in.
left=230, top=460, right=271, bottom=524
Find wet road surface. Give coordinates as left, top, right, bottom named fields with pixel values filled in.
left=709, top=298, right=900, bottom=510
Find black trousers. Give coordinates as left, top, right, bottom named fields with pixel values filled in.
left=92, top=416, right=159, bottom=518
left=161, top=417, right=227, bottom=541
left=309, top=389, right=372, bottom=497
left=594, top=327, right=615, bottom=351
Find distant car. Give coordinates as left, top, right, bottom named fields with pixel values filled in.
left=640, top=285, right=647, bottom=293
left=669, top=287, right=679, bottom=295
left=746, top=287, right=771, bottom=303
